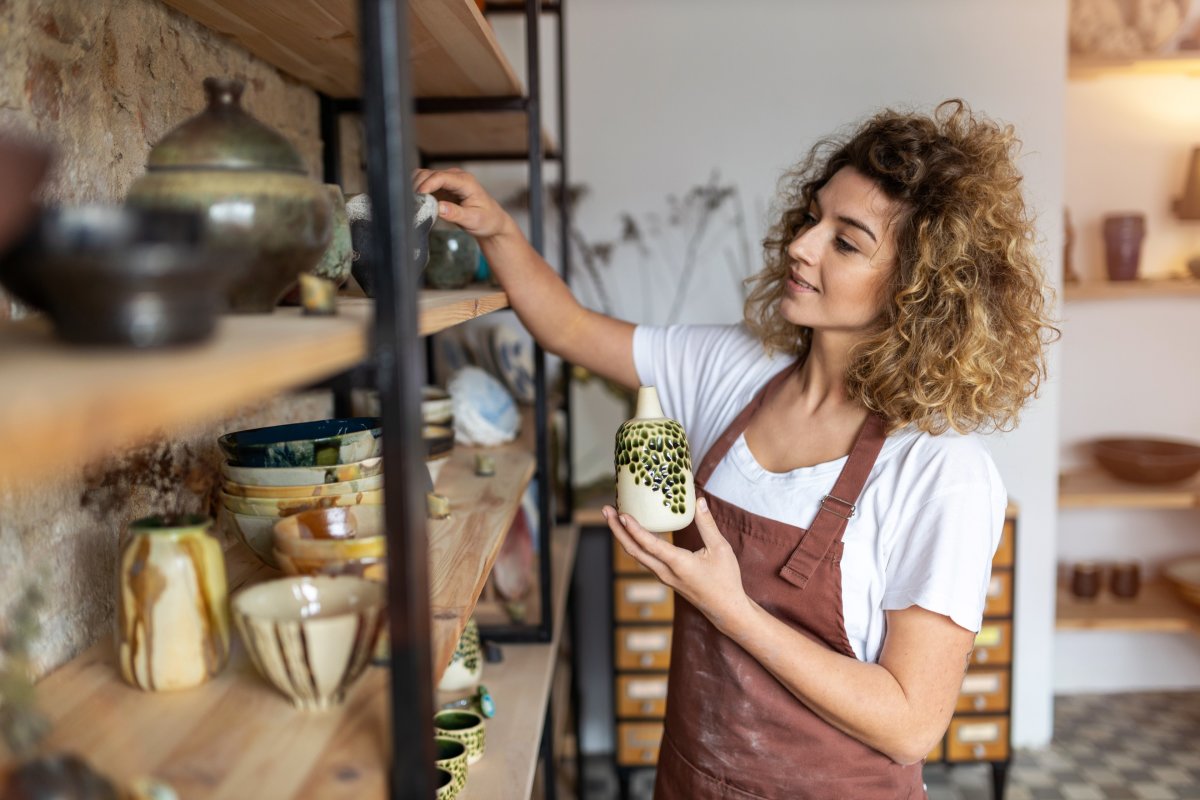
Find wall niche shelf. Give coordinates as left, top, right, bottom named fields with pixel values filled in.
left=1069, top=53, right=1200, bottom=79
left=1056, top=580, right=1200, bottom=633
left=1063, top=277, right=1200, bottom=301
left=1059, top=468, right=1200, bottom=510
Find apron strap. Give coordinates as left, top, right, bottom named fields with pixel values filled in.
left=779, top=413, right=887, bottom=590
left=694, top=361, right=799, bottom=486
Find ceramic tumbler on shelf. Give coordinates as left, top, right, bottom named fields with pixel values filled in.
left=615, top=387, right=695, bottom=533
left=117, top=514, right=230, bottom=691
left=437, top=617, right=483, bottom=693
left=1102, top=213, right=1146, bottom=281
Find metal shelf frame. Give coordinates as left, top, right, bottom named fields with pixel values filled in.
left=328, top=1, right=572, bottom=797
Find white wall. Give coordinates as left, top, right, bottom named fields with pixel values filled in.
left=1056, top=75, right=1200, bottom=692
left=489, top=0, right=1066, bottom=748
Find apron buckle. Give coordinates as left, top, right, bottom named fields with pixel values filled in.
left=819, top=494, right=856, bottom=520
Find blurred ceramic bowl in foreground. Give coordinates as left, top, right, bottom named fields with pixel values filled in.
left=218, top=487, right=383, bottom=518
left=221, top=509, right=281, bottom=569
left=1093, top=437, right=1200, bottom=484
left=219, top=417, right=382, bottom=468
left=232, top=576, right=385, bottom=710
left=220, top=457, right=383, bottom=487
left=273, top=506, right=386, bottom=564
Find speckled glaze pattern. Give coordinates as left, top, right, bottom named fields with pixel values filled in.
left=314, top=184, right=352, bottom=286
left=218, top=418, right=382, bottom=468
left=434, top=710, right=487, bottom=765
left=434, top=737, right=469, bottom=795
left=615, top=387, right=695, bottom=533
left=126, top=169, right=331, bottom=313
left=220, top=457, right=384, bottom=487
left=437, top=617, right=482, bottom=693
left=117, top=515, right=230, bottom=691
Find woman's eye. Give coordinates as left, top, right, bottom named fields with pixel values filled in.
left=835, top=237, right=857, bottom=254
left=802, top=212, right=818, bottom=226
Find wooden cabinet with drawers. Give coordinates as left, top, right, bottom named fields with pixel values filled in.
left=926, top=506, right=1018, bottom=800
left=613, top=533, right=674, bottom=770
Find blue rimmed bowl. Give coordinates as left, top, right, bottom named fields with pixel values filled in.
left=219, top=418, right=382, bottom=468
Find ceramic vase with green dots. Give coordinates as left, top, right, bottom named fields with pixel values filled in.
left=615, top=386, right=695, bottom=533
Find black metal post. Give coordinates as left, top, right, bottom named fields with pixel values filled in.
left=359, top=1, right=436, bottom=799
left=319, top=93, right=342, bottom=187
left=557, top=0, right=574, bottom=524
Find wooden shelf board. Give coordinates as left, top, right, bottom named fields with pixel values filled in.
left=157, top=0, right=553, bottom=156
left=1057, top=580, right=1200, bottom=633
left=1063, top=277, right=1200, bottom=300
left=1069, top=54, right=1200, bottom=79
left=440, top=524, right=578, bottom=800
left=1059, top=468, right=1200, bottom=510
left=419, top=285, right=509, bottom=336
left=0, top=290, right=512, bottom=487
left=428, top=441, right=536, bottom=675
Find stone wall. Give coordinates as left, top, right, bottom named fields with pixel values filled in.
left=0, top=0, right=333, bottom=675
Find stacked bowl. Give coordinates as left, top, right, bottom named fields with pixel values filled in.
left=216, top=418, right=383, bottom=568
left=272, top=506, right=386, bottom=580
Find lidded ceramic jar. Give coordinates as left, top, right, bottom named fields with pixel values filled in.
left=117, top=514, right=230, bottom=691
left=126, top=77, right=332, bottom=313
left=615, top=387, right=695, bottom=533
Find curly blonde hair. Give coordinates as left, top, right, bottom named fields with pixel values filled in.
left=744, top=100, right=1058, bottom=434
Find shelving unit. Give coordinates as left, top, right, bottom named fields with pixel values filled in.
left=1063, top=277, right=1200, bottom=301
left=1059, top=468, right=1200, bottom=509
left=1069, top=53, right=1200, bottom=79
left=0, top=1, right=570, bottom=798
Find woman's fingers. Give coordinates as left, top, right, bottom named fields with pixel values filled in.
left=604, top=507, right=675, bottom=582
left=691, top=498, right=729, bottom=555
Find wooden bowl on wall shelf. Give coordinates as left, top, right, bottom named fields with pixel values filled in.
left=1093, top=437, right=1200, bottom=484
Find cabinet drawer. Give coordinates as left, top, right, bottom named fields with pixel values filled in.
left=616, top=674, right=669, bottom=718
left=615, top=578, right=673, bottom=622
left=970, top=620, right=1012, bottom=666
left=955, top=669, right=1010, bottom=713
left=946, top=716, right=1009, bottom=762
left=614, top=533, right=672, bottom=574
left=615, top=625, right=672, bottom=670
left=926, top=737, right=944, bottom=763
left=617, top=722, right=664, bottom=766
left=983, top=570, right=1013, bottom=618
left=993, top=518, right=1015, bottom=568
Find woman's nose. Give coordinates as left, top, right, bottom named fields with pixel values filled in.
left=787, top=228, right=817, bottom=265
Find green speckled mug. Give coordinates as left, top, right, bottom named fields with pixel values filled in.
left=434, top=709, right=486, bottom=765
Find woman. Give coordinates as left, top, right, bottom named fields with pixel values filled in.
left=416, top=99, right=1056, bottom=799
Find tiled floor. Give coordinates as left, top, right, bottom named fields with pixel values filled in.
left=586, top=692, right=1200, bottom=800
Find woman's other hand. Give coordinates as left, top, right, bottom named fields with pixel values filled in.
left=604, top=498, right=751, bottom=631
left=413, top=168, right=514, bottom=239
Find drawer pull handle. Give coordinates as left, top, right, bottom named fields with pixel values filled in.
left=976, top=650, right=989, bottom=663
left=973, top=696, right=986, bottom=711
left=640, top=654, right=653, bottom=667
left=973, top=744, right=985, bottom=759
left=639, top=607, right=651, bottom=618
left=642, top=702, right=655, bottom=714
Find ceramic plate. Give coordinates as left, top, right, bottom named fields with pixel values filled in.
left=220, top=457, right=384, bottom=487
left=219, top=418, right=382, bottom=468
left=490, top=324, right=535, bottom=404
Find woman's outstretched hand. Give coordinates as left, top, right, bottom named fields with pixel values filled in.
left=603, top=498, right=752, bottom=632
left=413, top=167, right=514, bottom=239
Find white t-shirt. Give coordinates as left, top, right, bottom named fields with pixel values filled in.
left=632, top=323, right=1007, bottom=663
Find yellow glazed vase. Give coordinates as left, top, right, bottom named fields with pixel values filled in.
left=615, top=386, right=695, bottom=533
left=117, top=514, right=230, bottom=691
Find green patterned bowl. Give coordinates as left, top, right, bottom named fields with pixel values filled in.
left=219, top=418, right=381, bottom=468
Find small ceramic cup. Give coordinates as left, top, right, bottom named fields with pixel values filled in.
left=1071, top=561, right=1102, bottom=600
left=1110, top=560, right=1142, bottom=600
left=437, top=617, right=483, bottom=693
left=436, top=767, right=455, bottom=800
left=434, top=709, right=486, bottom=765
left=435, top=736, right=468, bottom=796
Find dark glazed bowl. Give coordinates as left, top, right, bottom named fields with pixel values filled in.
left=0, top=206, right=240, bottom=347
left=219, top=417, right=383, bottom=468
left=1093, top=438, right=1200, bottom=484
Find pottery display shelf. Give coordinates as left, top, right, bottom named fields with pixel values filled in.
left=1063, top=277, right=1200, bottom=301
left=157, top=0, right=557, bottom=158
left=1056, top=580, right=1200, bottom=634
left=1059, top=468, right=1200, bottom=510
left=0, top=289, right=507, bottom=487
left=0, top=464, right=561, bottom=800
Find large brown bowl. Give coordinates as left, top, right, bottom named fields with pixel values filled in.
left=1093, top=438, right=1200, bottom=484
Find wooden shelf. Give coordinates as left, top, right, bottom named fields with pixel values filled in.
left=4, top=476, right=556, bottom=798
left=157, top=0, right=555, bottom=157
left=1069, top=53, right=1200, bottom=79
left=1057, top=580, right=1200, bottom=633
left=0, top=289, right=508, bottom=487
left=1063, top=277, right=1200, bottom=301
left=440, top=525, right=578, bottom=800
left=1059, top=468, right=1200, bottom=510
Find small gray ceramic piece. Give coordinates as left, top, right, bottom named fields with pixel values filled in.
left=348, top=192, right=438, bottom=297
left=425, top=227, right=479, bottom=290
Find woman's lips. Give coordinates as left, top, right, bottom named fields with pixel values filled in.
left=787, top=273, right=819, bottom=293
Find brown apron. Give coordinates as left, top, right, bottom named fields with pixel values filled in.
left=654, top=363, right=926, bottom=800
